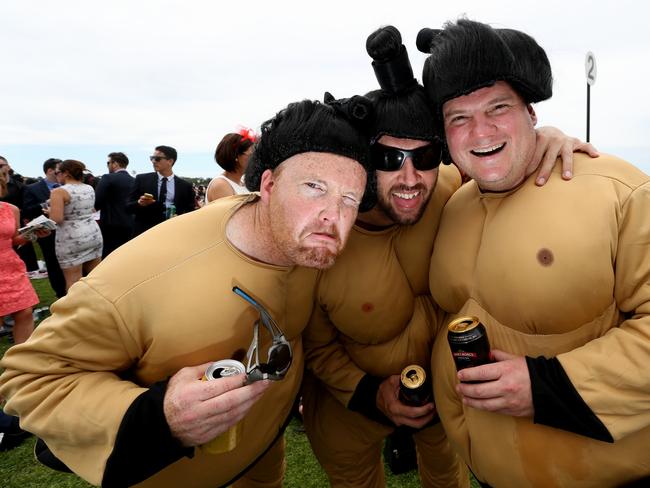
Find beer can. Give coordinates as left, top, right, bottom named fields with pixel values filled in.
left=398, top=364, right=432, bottom=407
left=447, top=316, right=492, bottom=373
left=200, top=360, right=246, bottom=454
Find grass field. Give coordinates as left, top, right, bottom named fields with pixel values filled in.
left=1, top=277, right=476, bottom=487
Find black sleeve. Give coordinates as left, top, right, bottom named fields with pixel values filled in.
left=125, top=176, right=141, bottom=214
left=347, top=374, right=394, bottom=427
left=126, top=176, right=163, bottom=216
left=527, top=355, right=613, bottom=442
left=102, top=380, right=194, bottom=487
left=94, top=176, right=109, bottom=211
left=177, top=179, right=196, bottom=215
left=22, top=186, right=43, bottom=220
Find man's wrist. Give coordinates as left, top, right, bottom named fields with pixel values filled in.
left=348, top=374, right=393, bottom=426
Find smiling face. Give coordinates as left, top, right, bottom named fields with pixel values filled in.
left=372, top=135, right=438, bottom=225
left=264, top=152, right=367, bottom=269
left=443, top=81, right=538, bottom=192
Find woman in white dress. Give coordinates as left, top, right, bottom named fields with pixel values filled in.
left=48, top=160, right=103, bottom=291
left=205, top=129, right=255, bottom=203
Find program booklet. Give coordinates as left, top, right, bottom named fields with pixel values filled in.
left=18, top=215, right=57, bottom=240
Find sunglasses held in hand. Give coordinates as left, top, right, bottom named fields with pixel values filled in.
left=370, top=142, right=443, bottom=172
left=232, top=286, right=292, bottom=384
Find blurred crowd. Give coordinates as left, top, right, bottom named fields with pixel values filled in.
left=0, top=130, right=254, bottom=338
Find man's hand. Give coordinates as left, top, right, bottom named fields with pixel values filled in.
left=163, top=363, right=271, bottom=447
left=455, top=350, right=533, bottom=417
left=138, top=194, right=156, bottom=207
left=531, top=126, right=600, bottom=186
left=376, top=374, right=435, bottom=429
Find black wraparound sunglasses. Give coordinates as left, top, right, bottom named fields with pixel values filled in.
left=232, top=286, right=292, bottom=384
left=370, top=142, right=442, bottom=172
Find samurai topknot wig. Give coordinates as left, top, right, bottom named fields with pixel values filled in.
left=365, top=25, right=437, bottom=142
left=245, top=96, right=377, bottom=211
left=417, top=18, right=553, bottom=108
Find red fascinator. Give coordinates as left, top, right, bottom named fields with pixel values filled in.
left=237, top=125, right=257, bottom=143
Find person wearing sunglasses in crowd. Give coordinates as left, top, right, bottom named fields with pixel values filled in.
left=418, top=19, right=650, bottom=487
left=94, top=152, right=135, bottom=258
left=301, top=26, right=598, bottom=488
left=127, top=145, right=196, bottom=237
left=0, top=98, right=373, bottom=487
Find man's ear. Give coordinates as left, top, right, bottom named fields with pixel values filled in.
left=259, top=169, right=274, bottom=204
left=527, top=104, right=537, bottom=126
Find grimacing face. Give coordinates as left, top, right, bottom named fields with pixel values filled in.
left=374, top=135, right=439, bottom=225
left=443, top=81, right=538, bottom=192
left=266, top=152, right=367, bottom=269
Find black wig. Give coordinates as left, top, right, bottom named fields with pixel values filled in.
left=417, top=19, right=552, bottom=108
left=244, top=97, right=377, bottom=211
left=416, top=19, right=552, bottom=164
left=365, top=25, right=437, bottom=143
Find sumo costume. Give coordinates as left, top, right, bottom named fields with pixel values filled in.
left=419, top=19, right=650, bottom=487
left=303, top=26, right=467, bottom=488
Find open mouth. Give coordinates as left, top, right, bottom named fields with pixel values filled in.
left=470, top=143, right=505, bottom=157
left=392, top=191, right=420, bottom=200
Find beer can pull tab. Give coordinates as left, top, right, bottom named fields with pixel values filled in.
left=398, top=364, right=432, bottom=407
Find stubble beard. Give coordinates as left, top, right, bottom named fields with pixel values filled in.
left=272, top=221, right=342, bottom=269
left=293, top=246, right=338, bottom=269
left=376, top=183, right=432, bottom=225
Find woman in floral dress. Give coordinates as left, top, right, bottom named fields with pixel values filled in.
left=49, top=160, right=102, bottom=290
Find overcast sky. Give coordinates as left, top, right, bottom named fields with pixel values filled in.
left=2, top=0, right=649, bottom=178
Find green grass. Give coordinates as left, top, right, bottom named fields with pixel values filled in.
left=2, top=277, right=476, bottom=487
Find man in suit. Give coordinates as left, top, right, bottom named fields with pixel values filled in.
left=95, top=152, right=134, bottom=257
left=127, top=145, right=195, bottom=237
left=22, top=158, right=66, bottom=298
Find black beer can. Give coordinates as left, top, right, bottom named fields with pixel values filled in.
left=447, top=316, right=492, bottom=372
left=398, top=364, right=432, bottom=407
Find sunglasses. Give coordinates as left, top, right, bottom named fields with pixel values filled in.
left=149, top=156, right=167, bottom=162
left=370, top=142, right=442, bottom=172
left=232, top=286, right=292, bottom=384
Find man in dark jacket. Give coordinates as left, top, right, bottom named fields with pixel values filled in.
left=21, top=158, right=66, bottom=298
left=126, top=146, right=195, bottom=237
left=95, top=152, right=134, bottom=257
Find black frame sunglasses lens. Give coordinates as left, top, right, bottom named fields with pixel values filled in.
left=412, top=145, right=442, bottom=171
left=149, top=156, right=164, bottom=162
left=371, top=144, right=442, bottom=172
left=370, top=145, right=403, bottom=171
left=232, top=286, right=293, bottom=381
left=265, top=342, right=291, bottom=374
